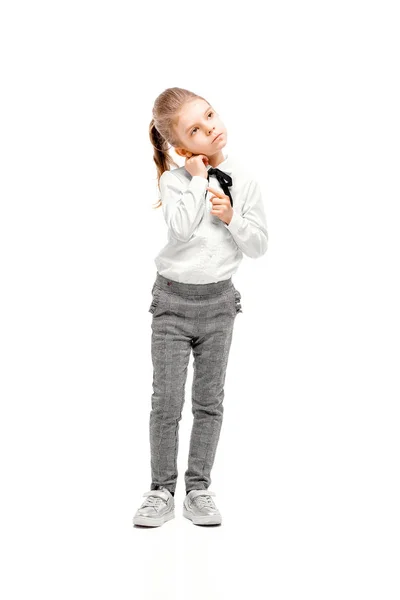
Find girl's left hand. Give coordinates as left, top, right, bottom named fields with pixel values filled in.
left=207, top=186, right=233, bottom=226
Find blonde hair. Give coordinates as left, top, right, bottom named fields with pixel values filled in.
left=149, top=87, right=208, bottom=208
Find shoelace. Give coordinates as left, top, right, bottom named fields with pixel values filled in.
left=141, top=496, right=166, bottom=512
left=193, top=495, right=216, bottom=509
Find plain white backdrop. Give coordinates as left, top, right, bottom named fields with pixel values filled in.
left=1, top=1, right=399, bottom=598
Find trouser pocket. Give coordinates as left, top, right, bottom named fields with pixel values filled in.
left=149, top=284, right=162, bottom=314
left=233, top=287, right=243, bottom=315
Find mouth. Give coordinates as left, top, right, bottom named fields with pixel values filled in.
left=212, top=133, right=223, bottom=143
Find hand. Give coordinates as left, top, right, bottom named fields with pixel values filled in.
left=207, top=186, right=233, bottom=225
left=184, top=154, right=209, bottom=179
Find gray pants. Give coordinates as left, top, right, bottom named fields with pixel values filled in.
left=148, top=272, right=242, bottom=495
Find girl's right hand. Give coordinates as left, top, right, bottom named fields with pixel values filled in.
left=184, top=154, right=209, bottom=179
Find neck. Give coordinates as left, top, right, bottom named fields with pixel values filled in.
left=208, top=150, right=226, bottom=168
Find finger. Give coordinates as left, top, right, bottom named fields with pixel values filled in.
left=206, top=186, right=224, bottom=198
left=210, top=196, right=229, bottom=205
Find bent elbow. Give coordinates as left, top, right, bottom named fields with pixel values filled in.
left=250, top=235, right=268, bottom=258
left=169, top=223, right=193, bottom=243
left=261, top=237, right=268, bottom=256
left=173, top=231, right=192, bottom=243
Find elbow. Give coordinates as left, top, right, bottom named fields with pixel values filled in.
left=168, top=222, right=193, bottom=243
left=247, top=236, right=268, bottom=258
left=261, top=236, right=268, bottom=256
left=173, top=231, right=192, bottom=243
left=260, top=231, right=269, bottom=256
left=167, top=213, right=198, bottom=243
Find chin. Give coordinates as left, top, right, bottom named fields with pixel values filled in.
left=211, top=140, right=227, bottom=154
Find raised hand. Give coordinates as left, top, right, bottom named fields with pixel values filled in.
left=207, top=185, right=233, bottom=226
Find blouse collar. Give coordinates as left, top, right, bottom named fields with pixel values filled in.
left=206, top=152, right=232, bottom=175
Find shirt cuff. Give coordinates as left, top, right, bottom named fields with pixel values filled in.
left=224, top=209, right=243, bottom=235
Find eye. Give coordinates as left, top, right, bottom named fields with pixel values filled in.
left=190, top=112, right=214, bottom=135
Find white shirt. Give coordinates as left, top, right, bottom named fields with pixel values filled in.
left=154, top=152, right=268, bottom=284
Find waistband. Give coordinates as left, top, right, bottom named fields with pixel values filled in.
left=155, top=272, right=233, bottom=298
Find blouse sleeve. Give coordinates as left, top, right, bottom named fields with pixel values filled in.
left=159, top=171, right=209, bottom=243
left=223, top=179, right=268, bottom=258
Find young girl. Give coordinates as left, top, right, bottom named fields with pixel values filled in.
left=133, top=87, right=268, bottom=527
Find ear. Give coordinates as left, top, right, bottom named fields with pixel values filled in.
left=175, top=147, right=192, bottom=158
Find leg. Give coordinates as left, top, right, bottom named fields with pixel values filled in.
left=149, top=288, right=192, bottom=494
left=150, top=289, right=191, bottom=493
left=185, top=311, right=235, bottom=492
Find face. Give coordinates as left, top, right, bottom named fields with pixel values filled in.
left=173, top=98, right=227, bottom=159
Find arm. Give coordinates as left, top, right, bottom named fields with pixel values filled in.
left=223, top=179, right=268, bottom=258
left=159, top=171, right=209, bottom=243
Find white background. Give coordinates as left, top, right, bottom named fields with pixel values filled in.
left=1, top=1, right=399, bottom=598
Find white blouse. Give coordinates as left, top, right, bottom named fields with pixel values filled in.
left=153, top=153, right=268, bottom=284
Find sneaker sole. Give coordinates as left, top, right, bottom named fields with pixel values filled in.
left=183, top=506, right=222, bottom=525
left=133, top=509, right=175, bottom=527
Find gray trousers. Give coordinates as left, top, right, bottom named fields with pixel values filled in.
left=148, top=272, right=242, bottom=495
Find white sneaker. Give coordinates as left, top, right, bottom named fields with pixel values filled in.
left=133, top=487, right=175, bottom=527
left=183, top=490, right=222, bottom=525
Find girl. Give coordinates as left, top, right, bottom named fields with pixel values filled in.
left=133, top=87, right=268, bottom=527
